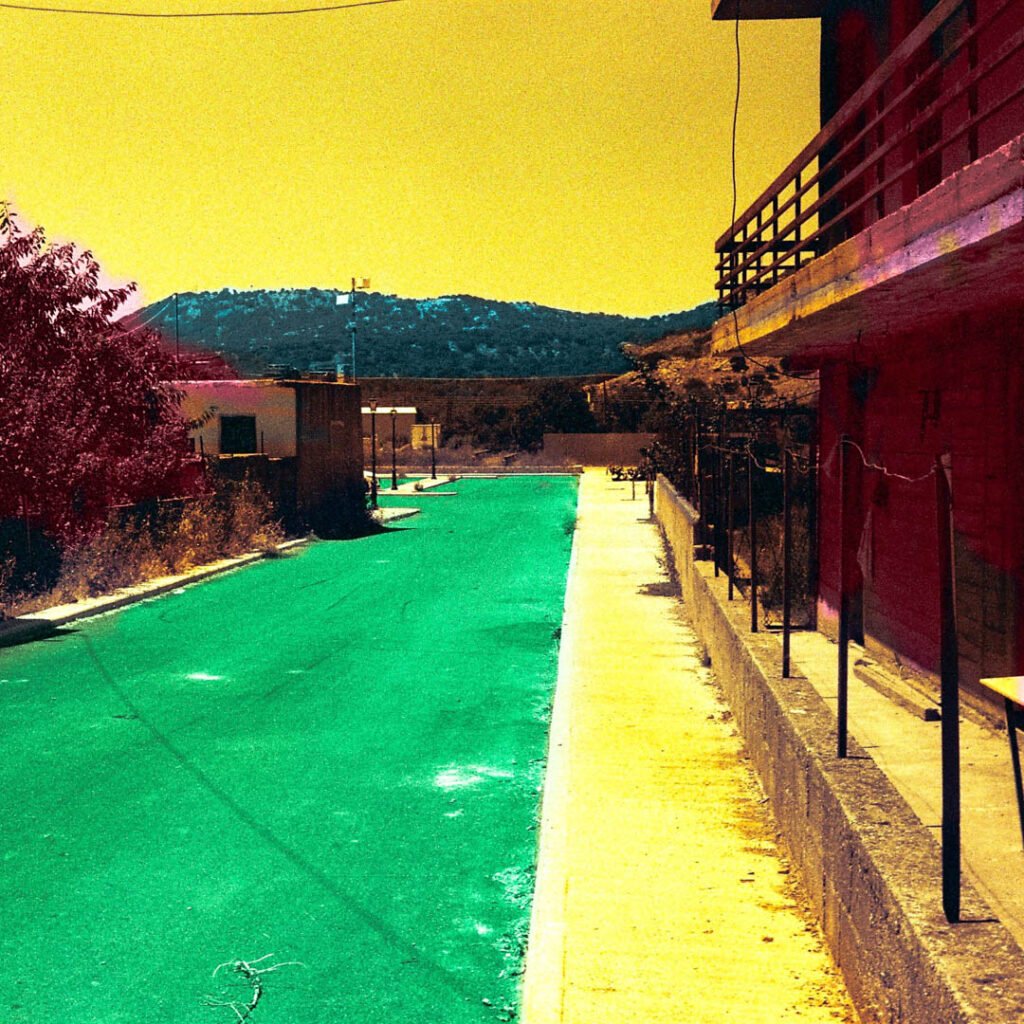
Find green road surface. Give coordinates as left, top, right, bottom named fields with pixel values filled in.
left=0, top=476, right=577, bottom=1024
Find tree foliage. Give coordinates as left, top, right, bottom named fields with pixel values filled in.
left=0, top=212, right=195, bottom=542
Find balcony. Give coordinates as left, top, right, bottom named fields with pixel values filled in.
left=715, top=0, right=1024, bottom=334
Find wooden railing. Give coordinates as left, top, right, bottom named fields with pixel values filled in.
left=716, top=0, right=1024, bottom=311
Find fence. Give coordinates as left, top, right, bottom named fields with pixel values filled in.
left=716, top=0, right=1024, bottom=310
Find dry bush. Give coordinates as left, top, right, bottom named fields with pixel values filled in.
left=3, top=476, right=284, bottom=615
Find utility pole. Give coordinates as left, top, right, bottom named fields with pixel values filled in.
left=340, top=277, right=370, bottom=381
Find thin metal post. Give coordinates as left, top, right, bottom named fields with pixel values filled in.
left=430, top=421, right=437, bottom=479
left=783, top=448, right=793, bottom=677
left=808, top=438, right=819, bottom=629
left=390, top=410, right=398, bottom=490
left=727, top=452, right=735, bottom=600
left=838, top=435, right=850, bottom=758
left=695, top=409, right=704, bottom=549
left=1004, top=699, right=1024, bottom=849
left=749, top=450, right=757, bottom=630
left=712, top=441, right=721, bottom=576
left=936, top=453, right=960, bottom=923
left=369, top=404, right=378, bottom=509
left=350, top=277, right=357, bottom=382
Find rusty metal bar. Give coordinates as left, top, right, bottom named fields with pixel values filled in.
left=782, top=448, right=793, bottom=678
left=749, top=448, right=759, bottom=633
left=935, top=453, right=961, bottom=923
left=837, top=435, right=850, bottom=759
left=727, top=451, right=735, bottom=601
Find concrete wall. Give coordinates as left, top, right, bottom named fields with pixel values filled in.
left=360, top=408, right=417, bottom=444
left=179, top=380, right=297, bottom=457
left=542, top=433, right=656, bottom=467
left=655, top=475, right=1024, bottom=1024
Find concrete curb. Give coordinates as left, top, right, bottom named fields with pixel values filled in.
left=372, top=507, right=421, bottom=524
left=0, top=536, right=312, bottom=650
left=654, top=475, right=1024, bottom=1024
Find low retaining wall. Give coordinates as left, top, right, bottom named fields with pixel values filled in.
left=542, top=432, right=655, bottom=466
left=654, top=474, right=1024, bottom=1024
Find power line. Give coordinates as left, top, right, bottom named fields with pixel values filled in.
left=726, top=0, right=815, bottom=383
left=0, top=0, right=401, bottom=17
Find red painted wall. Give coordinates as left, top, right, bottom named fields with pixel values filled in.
left=816, top=311, right=1024, bottom=691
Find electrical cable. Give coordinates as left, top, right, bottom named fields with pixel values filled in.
left=727, top=0, right=816, bottom=382
left=0, top=0, right=401, bottom=17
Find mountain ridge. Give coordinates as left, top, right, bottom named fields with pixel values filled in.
left=133, top=288, right=718, bottom=378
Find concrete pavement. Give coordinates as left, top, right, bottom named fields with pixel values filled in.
left=522, top=470, right=856, bottom=1023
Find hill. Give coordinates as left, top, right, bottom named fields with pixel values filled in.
left=588, top=328, right=818, bottom=422
left=133, top=289, right=718, bottom=378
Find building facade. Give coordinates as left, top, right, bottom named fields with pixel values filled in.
left=711, top=0, right=1024, bottom=704
left=180, top=378, right=365, bottom=537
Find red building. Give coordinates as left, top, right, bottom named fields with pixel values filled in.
left=711, top=0, right=1024, bottom=705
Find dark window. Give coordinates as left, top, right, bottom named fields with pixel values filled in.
left=220, top=414, right=258, bottom=454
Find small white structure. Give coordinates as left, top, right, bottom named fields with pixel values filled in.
left=180, top=380, right=297, bottom=456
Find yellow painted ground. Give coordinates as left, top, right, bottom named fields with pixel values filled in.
left=522, top=469, right=858, bottom=1024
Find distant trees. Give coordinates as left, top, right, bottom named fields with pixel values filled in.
left=150, top=289, right=719, bottom=379
left=0, top=208, right=195, bottom=549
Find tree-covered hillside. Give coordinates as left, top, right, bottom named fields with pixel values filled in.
left=136, top=289, right=718, bottom=378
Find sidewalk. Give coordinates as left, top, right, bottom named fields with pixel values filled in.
left=521, top=470, right=856, bottom=1023
left=790, top=631, right=1024, bottom=950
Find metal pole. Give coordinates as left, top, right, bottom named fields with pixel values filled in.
left=838, top=434, right=850, bottom=759
left=369, top=405, right=378, bottom=509
left=783, top=448, right=793, bottom=677
left=391, top=410, right=398, bottom=490
left=694, top=408, right=703, bottom=544
left=350, top=277, right=357, bottom=382
left=430, top=421, right=437, bottom=479
left=749, top=448, right=758, bottom=632
left=808, top=437, right=819, bottom=630
left=174, top=291, right=180, bottom=370
left=712, top=438, right=721, bottom=576
left=727, top=452, right=735, bottom=600
left=716, top=416, right=726, bottom=574
left=935, top=453, right=960, bottom=923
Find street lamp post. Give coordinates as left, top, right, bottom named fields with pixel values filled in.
left=338, top=277, right=370, bottom=381
left=430, top=420, right=437, bottom=480
left=369, top=400, right=378, bottom=509
left=390, top=407, right=398, bottom=491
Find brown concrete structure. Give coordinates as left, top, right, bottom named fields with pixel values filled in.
left=179, top=379, right=364, bottom=537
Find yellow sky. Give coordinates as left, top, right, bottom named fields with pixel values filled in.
left=2, top=0, right=819, bottom=316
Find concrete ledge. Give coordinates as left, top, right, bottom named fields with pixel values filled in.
left=654, top=475, right=1024, bottom=1024
left=0, top=537, right=311, bottom=649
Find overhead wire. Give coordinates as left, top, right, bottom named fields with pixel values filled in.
left=727, top=0, right=816, bottom=382
left=0, top=0, right=401, bottom=17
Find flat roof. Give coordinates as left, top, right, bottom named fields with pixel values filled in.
left=711, top=0, right=822, bottom=19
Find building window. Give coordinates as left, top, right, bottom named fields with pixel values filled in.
left=220, top=414, right=258, bottom=454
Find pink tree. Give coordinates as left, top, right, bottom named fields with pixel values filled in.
left=0, top=207, right=196, bottom=542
